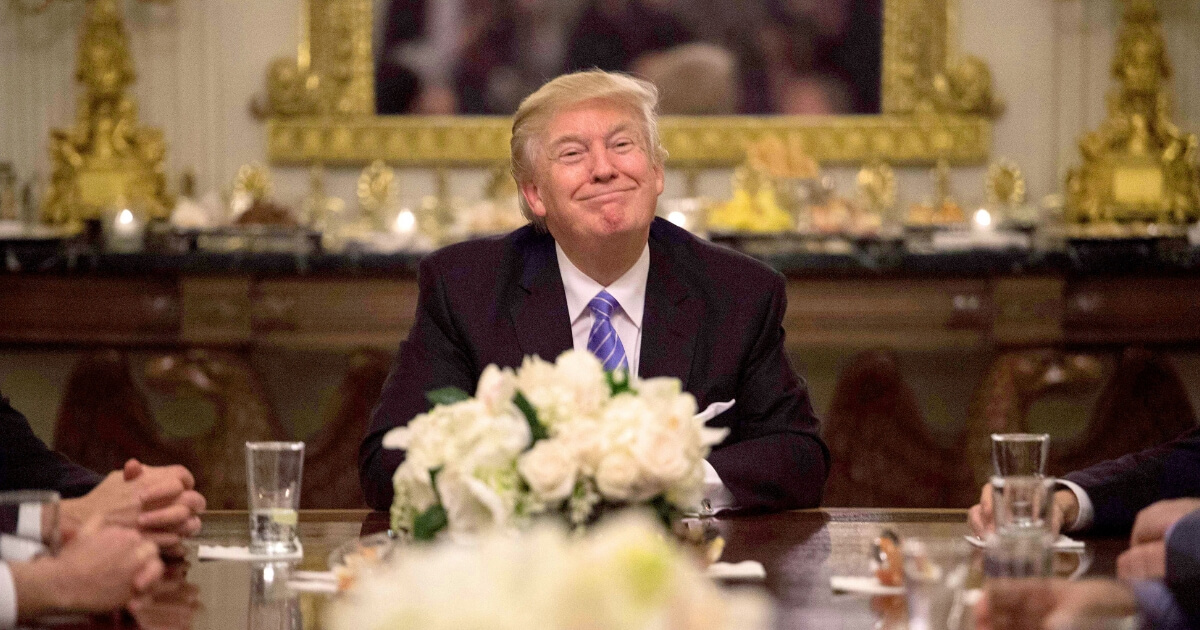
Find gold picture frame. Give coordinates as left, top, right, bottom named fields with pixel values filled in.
left=264, top=0, right=999, bottom=166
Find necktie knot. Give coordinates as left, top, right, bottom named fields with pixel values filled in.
left=588, top=291, right=619, bottom=320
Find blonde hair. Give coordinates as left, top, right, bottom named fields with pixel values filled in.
left=510, top=70, right=667, bottom=230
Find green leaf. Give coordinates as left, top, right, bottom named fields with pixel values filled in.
left=606, top=370, right=637, bottom=397
left=514, top=392, right=549, bottom=443
left=650, top=495, right=677, bottom=531
left=412, top=503, right=448, bottom=541
left=426, top=387, right=470, bottom=406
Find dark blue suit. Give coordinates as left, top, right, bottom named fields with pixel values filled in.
left=0, top=394, right=101, bottom=500
left=359, top=218, right=829, bottom=512
left=1064, top=426, right=1200, bottom=535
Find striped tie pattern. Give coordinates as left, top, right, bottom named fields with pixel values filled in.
left=587, top=290, right=629, bottom=373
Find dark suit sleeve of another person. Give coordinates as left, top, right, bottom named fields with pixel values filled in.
left=1063, top=426, right=1200, bottom=535
left=701, top=266, right=829, bottom=511
left=0, top=397, right=101, bottom=498
left=1165, top=508, right=1200, bottom=624
left=359, top=251, right=481, bottom=510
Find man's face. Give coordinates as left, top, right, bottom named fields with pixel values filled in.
left=521, top=99, right=664, bottom=250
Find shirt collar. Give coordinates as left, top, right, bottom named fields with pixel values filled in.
left=556, top=242, right=649, bottom=329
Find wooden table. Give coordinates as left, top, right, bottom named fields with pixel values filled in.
left=35, top=509, right=1130, bottom=629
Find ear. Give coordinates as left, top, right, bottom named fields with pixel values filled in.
left=653, top=160, right=665, bottom=196
left=520, top=180, right=548, bottom=218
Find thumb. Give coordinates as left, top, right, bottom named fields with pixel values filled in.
left=124, top=458, right=144, bottom=482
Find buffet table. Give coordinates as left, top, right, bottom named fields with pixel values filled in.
left=34, top=509, right=1130, bottom=629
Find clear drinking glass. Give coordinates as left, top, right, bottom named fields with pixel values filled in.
left=902, top=537, right=972, bottom=630
left=248, top=562, right=302, bottom=630
left=245, top=441, right=304, bottom=555
left=991, top=475, right=1055, bottom=532
left=0, top=490, right=61, bottom=559
left=983, top=527, right=1054, bottom=578
left=991, top=433, right=1049, bottom=477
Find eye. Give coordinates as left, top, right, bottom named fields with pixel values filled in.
left=612, top=139, right=635, bottom=152
left=556, top=147, right=586, bottom=163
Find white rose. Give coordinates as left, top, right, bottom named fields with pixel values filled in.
left=439, top=469, right=513, bottom=534
left=475, top=364, right=517, bottom=414
left=632, top=426, right=691, bottom=486
left=553, top=350, right=610, bottom=416
left=381, top=425, right=412, bottom=450
left=595, top=449, right=640, bottom=502
left=555, top=419, right=607, bottom=475
left=517, top=439, right=578, bottom=502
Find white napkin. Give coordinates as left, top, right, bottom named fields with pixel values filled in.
left=830, top=576, right=904, bottom=596
left=197, top=544, right=303, bottom=562
left=706, top=560, right=765, bottom=581
left=964, top=534, right=1085, bottom=551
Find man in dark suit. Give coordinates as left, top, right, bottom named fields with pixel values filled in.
left=360, top=70, right=829, bottom=512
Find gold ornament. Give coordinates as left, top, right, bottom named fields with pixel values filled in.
left=42, top=0, right=172, bottom=225
left=986, top=159, right=1027, bottom=206
left=1064, top=0, right=1200, bottom=235
left=356, top=160, right=397, bottom=227
left=301, top=164, right=345, bottom=231
left=856, top=161, right=897, bottom=214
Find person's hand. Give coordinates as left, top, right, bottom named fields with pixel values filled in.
left=10, top=515, right=164, bottom=620
left=1114, top=498, right=1200, bottom=580
left=976, top=578, right=1137, bottom=630
left=127, top=561, right=201, bottom=630
left=60, top=459, right=206, bottom=549
left=968, top=483, right=1078, bottom=538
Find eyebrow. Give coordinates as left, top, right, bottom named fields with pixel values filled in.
left=546, top=123, right=639, bottom=153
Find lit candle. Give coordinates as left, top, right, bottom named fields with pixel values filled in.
left=972, top=208, right=993, bottom=231
left=393, top=209, right=416, bottom=235
left=107, top=208, right=145, bottom=252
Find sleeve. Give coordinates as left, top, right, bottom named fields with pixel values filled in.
left=1054, top=478, right=1095, bottom=532
left=0, top=398, right=102, bottom=499
left=358, top=257, right=478, bottom=511
left=0, top=563, right=16, bottom=630
left=1062, top=426, right=1200, bottom=535
left=1131, top=580, right=1192, bottom=630
left=705, top=274, right=829, bottom=511
left=1164, top=509, right=1200, bottom=624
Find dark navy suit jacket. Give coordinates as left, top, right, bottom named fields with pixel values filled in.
left=0, top=394, right=101, bottom=500
left=1064, top=426, right=1200, bottom=535
left=359, top=218, right=829, bottom=511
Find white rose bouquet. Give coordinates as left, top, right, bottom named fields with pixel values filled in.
left=383, top=350, right=729, bottom=539
left=327, top=514, right=770, bottom=630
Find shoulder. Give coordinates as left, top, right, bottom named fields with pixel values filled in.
left=649, top=218, right=784, bottom=294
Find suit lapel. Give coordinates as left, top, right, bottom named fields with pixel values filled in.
left=639, top=235, right=700, bottom=388
left=510, top=235, right=574, bottom=362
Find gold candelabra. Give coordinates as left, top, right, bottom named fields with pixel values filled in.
left=1064, top=0, right=1200, bottom=236
left=19, top=0, right=173, bottom=225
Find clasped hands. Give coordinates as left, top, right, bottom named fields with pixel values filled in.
left=60, top=458, right=207, bottom=556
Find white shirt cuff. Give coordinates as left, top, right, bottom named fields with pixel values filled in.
left=1055, top=478, right=1094, bottom=532
left=702, top=459, right=734, bottom=512
left=15, top=504, right=41, bottom=543
left=0, top=562, right=17, bottom=630
left=0, top=535, right=44, bottom=563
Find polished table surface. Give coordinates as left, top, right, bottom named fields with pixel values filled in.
left=33, top=508, right=1131, bottom=629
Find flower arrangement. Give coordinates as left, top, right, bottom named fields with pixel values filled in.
left=383, top=350, right=729, bottom=539
left=326, top=514, right=769, bottom=630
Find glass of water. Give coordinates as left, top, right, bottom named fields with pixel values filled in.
left=245, top=441, right=304, bottom=555
left=991, top=433, right=1049, bottom=477
left=983, top=527, right=1054, bottom=578
left=991, top=475, right=1055, bottom=532
left=902, top=537, right=972, bottom=630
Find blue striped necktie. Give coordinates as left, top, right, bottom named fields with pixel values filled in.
left=587, top=290, right=629, bottom=373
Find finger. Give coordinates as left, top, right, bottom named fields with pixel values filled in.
left=168, top=465, right=196, bottom=491
left=179, top=490, right=207, bottom=516
left=178, top=516, right=202, bottom=538
left=980, top=484, right=994, bottom=515
left=145, top=531, right=184, bottom=549
left=138, top=478, right=186, bottom=507
left=969, top=505, right=987, bottom=537
left=139, top=504, right=192, bottom=529
left=159, top=542, right=189, bottom=559
left=124, top=458, right=144, bottom=482
left=134, top=556, right=166, bottom=592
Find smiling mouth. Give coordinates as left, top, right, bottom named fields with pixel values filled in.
left=579, top=188, right=636, bottom=202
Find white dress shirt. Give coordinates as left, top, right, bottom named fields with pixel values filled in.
left=0, top=503, right=47, bottom=628
left=1056, top=478, right=1096, bottom=532
left=555, top=243, right=733, bottom=509
left=0, top=562, right=15, bottom=630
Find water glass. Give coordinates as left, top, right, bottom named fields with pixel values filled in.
left=249, top=562, right=302, bottom=630
left=991, top=433, right=1049, bottom=477
left=0, top=490, right=60, bottom=560
left=245, top=442, right=304, bottom=555
left=902, top=537, right=972, bottom=630
left=983, top=528, right=1054, bottom=578
left=991, top=475, right=1055, bottom=532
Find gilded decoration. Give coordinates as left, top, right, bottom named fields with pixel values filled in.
left=263, top=0, right=996, bottom=166
left=1064, top=0, right=1200, bottom=234
left=42, top=0, right=172, bottom=224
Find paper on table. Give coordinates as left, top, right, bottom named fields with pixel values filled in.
left=288, top=571, right=339, bottom=594
left=829, top=576, right=904, bottom=596
left=197, top=544, right=303, bottom=562
left=706, top=560, right=765, bottom=581
left=964, top=534, right=1085, bottom=551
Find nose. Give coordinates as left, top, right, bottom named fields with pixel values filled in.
left=590, top=148, right=617, bottom=183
